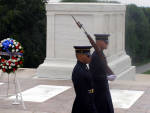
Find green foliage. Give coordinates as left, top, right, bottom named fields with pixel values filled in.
left=125, top=5, right=150, bottom=65
left=0, top=0, right=46, bottom=68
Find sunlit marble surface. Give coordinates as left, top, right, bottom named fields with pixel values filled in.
left=10, top=85, right=71, bottom=102
left=111, top=89, right=144, bottom=109
left=9, top=86, right=144, bottom=109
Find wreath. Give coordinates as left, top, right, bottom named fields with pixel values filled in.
left=0, top=38, right=24, bottom=73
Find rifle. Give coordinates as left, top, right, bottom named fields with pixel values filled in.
left=71, top=16, right=114, bottom=75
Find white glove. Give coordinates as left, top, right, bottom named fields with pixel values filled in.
left=107, top=75, right=117, bottom=81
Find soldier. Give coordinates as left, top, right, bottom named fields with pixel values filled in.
left=89, top=34, right=116, bottom=113
left=72, top=46, right=98, bottom=113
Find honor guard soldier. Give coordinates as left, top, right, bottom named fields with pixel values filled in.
left=72, top=46, right=98, bottom=113
left=89, top=34, right=116, bottom=113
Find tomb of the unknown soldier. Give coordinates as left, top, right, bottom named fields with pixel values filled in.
left=37, top=3, right=136, bottom=80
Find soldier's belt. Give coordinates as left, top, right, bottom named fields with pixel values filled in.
left=88, top=89, right=94, bottom=94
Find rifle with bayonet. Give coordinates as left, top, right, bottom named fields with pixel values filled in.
left=71, top=16, right=114, bottom=75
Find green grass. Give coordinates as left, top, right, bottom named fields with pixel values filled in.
left=143, top=70, right=150, bottom=74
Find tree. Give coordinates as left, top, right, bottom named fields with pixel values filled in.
left=0, top=0, right=46, bottom=68
left=125, top=5, right=150, bottom=64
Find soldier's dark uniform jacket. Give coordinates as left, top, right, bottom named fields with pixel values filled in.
left=89, top=34, right=114, bottom=113
left=72, top=61, right=98, bottom=113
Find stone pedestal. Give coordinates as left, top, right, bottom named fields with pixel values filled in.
left=37, top=3, right=135, bottom=80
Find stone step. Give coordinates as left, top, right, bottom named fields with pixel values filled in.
left=0, top=109, right=47, bottom=113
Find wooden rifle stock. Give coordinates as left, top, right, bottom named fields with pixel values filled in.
left=72, top=16, right=114, bottom=75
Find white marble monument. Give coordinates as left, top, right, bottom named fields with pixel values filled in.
left=37, top=3, right=135, bottom=80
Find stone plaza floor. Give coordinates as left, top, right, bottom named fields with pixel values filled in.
left=0, top=69, right=150, bottom=113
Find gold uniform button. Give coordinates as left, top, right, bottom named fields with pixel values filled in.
left=88, top=89, right=94, bottom=94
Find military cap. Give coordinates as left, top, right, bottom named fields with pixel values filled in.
left=94, top=34, right=110, bottom=44
left=74, top=46, right=92, bottom=54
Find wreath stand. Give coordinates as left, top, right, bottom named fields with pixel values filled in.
left=0, top=52, right=26, bottom=109
left=0, top=71, right=26, bottom=109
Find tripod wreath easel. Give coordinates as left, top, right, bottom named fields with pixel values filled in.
left=0, top=38, right=26, bottom=109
